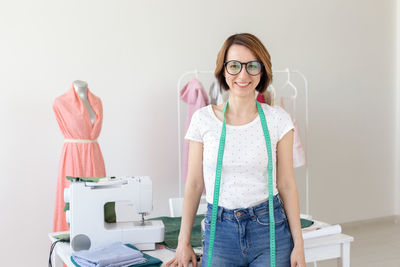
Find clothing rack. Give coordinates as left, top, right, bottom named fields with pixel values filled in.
left=176, top=68, right=310, bottom=215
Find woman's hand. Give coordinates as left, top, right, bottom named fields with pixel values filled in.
left=290, top=244, right=306, bottom=267
left=166, top=243, right=198, bottom=267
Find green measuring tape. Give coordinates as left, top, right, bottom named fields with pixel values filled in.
left=207, top=101, right=276, bottom=267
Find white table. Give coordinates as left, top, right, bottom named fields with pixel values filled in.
left=305, top=233, right=353, bottom=267
left=49, top=231, right=353, bottom=267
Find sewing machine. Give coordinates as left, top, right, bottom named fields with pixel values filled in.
left=64, top=176, right=164, bottom=252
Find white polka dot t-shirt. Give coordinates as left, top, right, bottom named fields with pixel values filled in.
left=185, top=103, right=294, bottom=209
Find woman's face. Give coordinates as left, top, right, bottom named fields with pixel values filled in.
left=224, top=44, right=261, bottom=98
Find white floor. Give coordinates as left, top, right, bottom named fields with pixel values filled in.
left=306, top=216, right=400, bottom=267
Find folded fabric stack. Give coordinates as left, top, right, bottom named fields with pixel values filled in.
left=71, top=242, right=147, bottom=267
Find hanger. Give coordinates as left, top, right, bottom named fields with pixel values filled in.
left=279, top=68, right=298, bottom=98
left=278, top=68, right=298, bottom=118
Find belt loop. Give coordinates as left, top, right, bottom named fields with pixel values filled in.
left=249, top=206, right=255, bottom=217
left=217, top=206, right=223, bottom=222
left=277, top=194, right=283, bottom=205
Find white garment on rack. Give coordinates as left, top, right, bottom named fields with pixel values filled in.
left=209, top=80, right=228, bottom=105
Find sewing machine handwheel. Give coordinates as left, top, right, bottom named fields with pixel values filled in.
left=71, top=234, right=91, bottom=251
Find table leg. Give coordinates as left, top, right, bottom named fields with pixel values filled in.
left=337, top=242, right=350, bottom=267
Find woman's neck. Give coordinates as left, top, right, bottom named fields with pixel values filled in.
left=227, top=94, right=257, bottom=117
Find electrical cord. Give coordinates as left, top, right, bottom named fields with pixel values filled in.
left=48, top=237, right=70, bottom=267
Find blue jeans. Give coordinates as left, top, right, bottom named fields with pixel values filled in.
left=201, top=194, right=294, bottom=267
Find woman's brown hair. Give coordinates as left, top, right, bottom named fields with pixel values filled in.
left=215, top=33, right=273, bottom=103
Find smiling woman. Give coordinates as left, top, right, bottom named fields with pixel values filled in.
left=167, top=33, right=306, bottom=267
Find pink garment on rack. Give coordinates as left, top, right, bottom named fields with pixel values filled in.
left=180, top=78, right=209, bottom=181
left=280, top=96, right=306, bottom=168
left=291, top=119, right=306, bottom=167
left=52, top=86, right=106, bottom=232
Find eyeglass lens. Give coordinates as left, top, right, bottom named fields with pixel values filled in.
left=225, top=60, right=262, bottom=76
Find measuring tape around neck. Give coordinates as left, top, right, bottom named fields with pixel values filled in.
left=207, top=101, right=276, bottom=267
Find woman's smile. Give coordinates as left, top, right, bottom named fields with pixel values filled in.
left=235, top=82, right=251, bottom=88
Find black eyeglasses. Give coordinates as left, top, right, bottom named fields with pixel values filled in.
left=224, top=60, right=263, bottom=76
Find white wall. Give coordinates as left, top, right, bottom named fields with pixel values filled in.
left=0, top=0, right=397, bottom=266
left=396, top=0, right=400, bottom=217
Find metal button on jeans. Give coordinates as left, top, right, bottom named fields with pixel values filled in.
left=236, top=211, right=243, bottom=217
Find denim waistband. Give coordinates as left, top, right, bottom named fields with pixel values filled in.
left=206, top=194, right=283, bottom=222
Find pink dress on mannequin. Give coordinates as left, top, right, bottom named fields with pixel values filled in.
left=52, top=85, right=106, bottom=232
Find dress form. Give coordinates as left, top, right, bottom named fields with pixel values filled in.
left=73, top=80, right=95, bottom=124
left=52, top=83, right=107, bottom=232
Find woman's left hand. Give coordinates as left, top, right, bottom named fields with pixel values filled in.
left=290, top=244, right=306, bottom=267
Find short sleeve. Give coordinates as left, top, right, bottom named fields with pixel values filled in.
left=184, top=109, right=203, bottom=143
left=276, top=106, right=295, bottom=140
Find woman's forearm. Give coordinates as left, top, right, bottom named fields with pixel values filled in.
left=278, top=183, right=304, bottom=247
left=178, top=179, right=204, bottom=245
